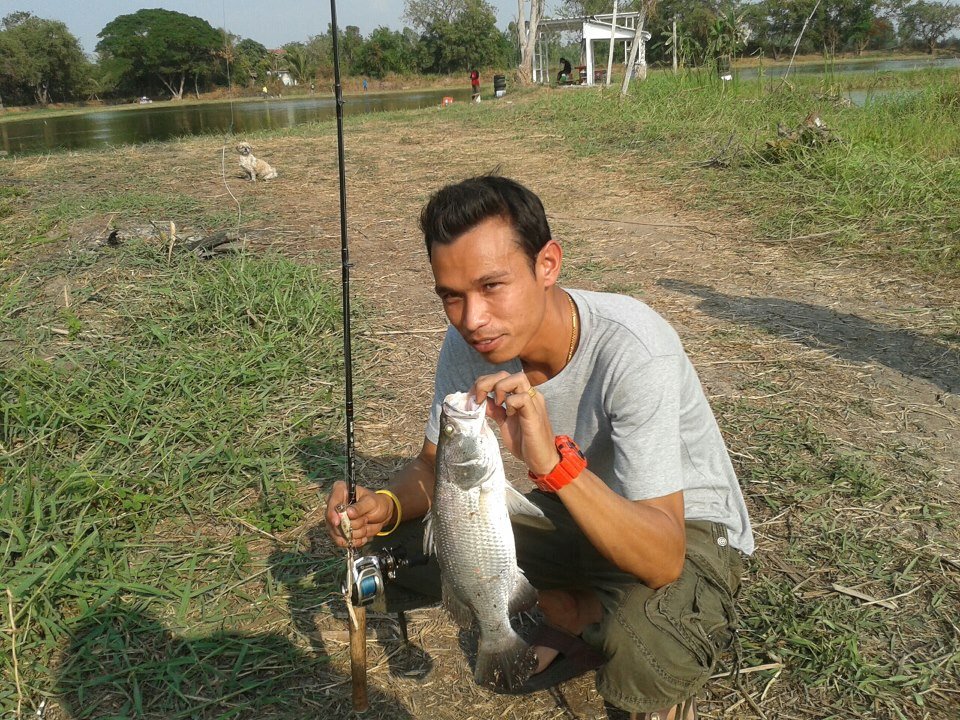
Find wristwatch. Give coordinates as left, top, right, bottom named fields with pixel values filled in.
left=528, top=435, right=587, bottom=492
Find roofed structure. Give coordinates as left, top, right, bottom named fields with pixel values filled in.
left=534, top=12, right=652, bottom=86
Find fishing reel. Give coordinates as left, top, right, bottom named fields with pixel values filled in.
left=341, top=545, right=426, bottom=607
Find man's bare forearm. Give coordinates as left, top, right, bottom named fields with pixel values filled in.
left=558, top=471, right=686, bottom=589
left=382, top=440, right=437, bottom=525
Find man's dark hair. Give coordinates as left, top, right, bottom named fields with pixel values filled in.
left=419, top=175, right=552, bottom=267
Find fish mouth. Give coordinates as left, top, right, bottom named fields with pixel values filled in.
left=441, top=392, right=486, bottom=421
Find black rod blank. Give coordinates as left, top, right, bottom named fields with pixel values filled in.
left=329, top=0, right=356, bottom=506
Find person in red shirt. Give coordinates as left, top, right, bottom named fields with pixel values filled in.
left=470, top=69, right=480, bottom=101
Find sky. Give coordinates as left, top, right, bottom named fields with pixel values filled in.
left=3, top=1, right=537, bottom=56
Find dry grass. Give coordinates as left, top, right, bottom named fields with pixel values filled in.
left=1, top=93, right=958, bottom=719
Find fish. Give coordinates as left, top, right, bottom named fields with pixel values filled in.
left=425, top=391, right=544, bottom=690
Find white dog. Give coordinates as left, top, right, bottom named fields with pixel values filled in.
left=236, top=142, right=278, bottom=182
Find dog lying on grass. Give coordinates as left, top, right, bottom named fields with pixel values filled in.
left=236, top=142, right=278, bottom=181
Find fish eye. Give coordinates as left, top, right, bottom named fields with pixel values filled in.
left=443, top=424, right=453, bottom=436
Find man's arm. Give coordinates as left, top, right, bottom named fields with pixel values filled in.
left=324, top=439, right=437, bottom=548
left=473, top=370, right=687, bottom=589
left=556, top=473, right=686, bottom=588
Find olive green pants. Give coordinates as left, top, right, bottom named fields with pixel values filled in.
left=374, top=490, right=743, bottom=713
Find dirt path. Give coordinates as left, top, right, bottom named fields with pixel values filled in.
left=202, top=101, right=960, bottom=719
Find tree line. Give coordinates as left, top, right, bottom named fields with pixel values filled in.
left=563, top=1, right=960, bottom=66
left=2, top=1, right=959, bottom=107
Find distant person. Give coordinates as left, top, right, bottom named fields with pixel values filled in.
left=363, top=78, right=368, bottom=92
left=470, top=69, right=480, bottom=101
left=557, top=57, right=572, bottom=84
left=262, top=86, right=268, bottom=98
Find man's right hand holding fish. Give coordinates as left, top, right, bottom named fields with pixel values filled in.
left=324, top=176, right=754, bottom=720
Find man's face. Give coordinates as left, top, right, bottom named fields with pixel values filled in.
left=431, top=216, right=549, bottom=365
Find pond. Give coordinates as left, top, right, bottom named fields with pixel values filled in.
left=0, top=87, right=477, bottom=156
left=738, top=55, right=960, bottom=78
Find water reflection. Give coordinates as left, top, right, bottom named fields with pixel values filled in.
left=738, top=56, right=960, bottom=79
left=0, top=88, right=475, bottom=156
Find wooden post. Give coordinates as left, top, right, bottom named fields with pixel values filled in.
left=619, top=8, right=647, bottom=96
left=350, top=605, right=369, bottom=712
left=605, top=1, right=618, bottom=86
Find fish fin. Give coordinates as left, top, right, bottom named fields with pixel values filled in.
left=504, top=485, right=544, bottom=518
left=441, top=576, right=475, bottom=628
left=474, top=629, right=537, bottom=691
left=422, top=511, right=434, bottom=557
left=508, top=573, right=538, bottom=616
left=505, top=486, right=555, bottom=531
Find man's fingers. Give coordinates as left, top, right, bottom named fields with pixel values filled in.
left=472, top=371, right=512, bottom=403
left=474, top=371, right=540, bottom=409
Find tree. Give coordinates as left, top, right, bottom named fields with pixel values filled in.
left=234, top=38, right=270, bottom=86
left=96, top=9, right=222, bottom=100
left=413, top=0, right=509, bottom=73
left=864, top=16, right=896, bottom=49
left=0, top=12, right=91, bottom=105
left=517, top=0, right=544, bottom=84
left=646, top=0, right=721, bottom=66
left=304, top=31, right=335, bottom=77
left=404, top=0, right=466, bottom=31
left=354, top=26, right=421, bottom=77
left=811, top=0, right=878, bottom=56
left=898, top=0, right=960, bottom=53
left=340, top=25, right=364, bottom=73
left=281, top=44, right=314, bottom=85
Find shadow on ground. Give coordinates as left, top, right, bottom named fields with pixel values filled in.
left=660, top=279, right=960, bottom=394
left=54, top=600, right=416, bottom=719
left=53, top=444, right=427, bottom=719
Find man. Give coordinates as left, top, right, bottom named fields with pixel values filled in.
left=470, top=68, right=480, bottom=101
left=325, top=176, right=753, bottom=719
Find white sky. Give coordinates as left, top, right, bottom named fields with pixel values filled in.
left=3, top=1, right=547, bottom=55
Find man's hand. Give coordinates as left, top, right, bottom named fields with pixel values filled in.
left=324, top=481, right=395, bottom=549
left=471, top=371, right=559, bottom=476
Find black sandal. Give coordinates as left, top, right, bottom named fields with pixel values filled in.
left=499, top=624, right=605, bottom=694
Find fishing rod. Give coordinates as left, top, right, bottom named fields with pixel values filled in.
left=329, top=0, right=368, bottom=712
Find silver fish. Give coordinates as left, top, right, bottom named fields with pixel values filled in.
left=425, top=391, right=544, bottom=690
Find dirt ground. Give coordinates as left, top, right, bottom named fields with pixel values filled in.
left=216, top=101, right=958, bottom=719
left=205, top=101, right=954, bottom=719
left=18, top=95, right=959, bottom=718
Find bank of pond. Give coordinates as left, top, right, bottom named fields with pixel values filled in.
left=1, top=58, right=958, bottom=157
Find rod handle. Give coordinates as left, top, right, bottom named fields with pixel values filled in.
left=350, top=605, right=369, bottom=711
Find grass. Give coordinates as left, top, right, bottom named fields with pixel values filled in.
left=1, top=69, right=958, bottom=719
left=466, top=67, right=960, bottom=276
left=721, top=394, right=960, bottom=717
left=1, top=238, right=356, bottom=717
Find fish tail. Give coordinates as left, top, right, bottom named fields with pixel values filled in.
left=474, top=630, right=537, bottom=691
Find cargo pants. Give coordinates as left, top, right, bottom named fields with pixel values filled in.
left=373, top=489, right=744, bottom=713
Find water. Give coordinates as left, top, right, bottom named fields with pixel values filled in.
left=0, top=88, right=476, bottom=156
left=735, top=56, right=958, bottom=107
left=738, top=56, right=960, bottom=78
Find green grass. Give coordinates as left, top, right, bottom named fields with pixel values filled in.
left=714, top=396, right=960, bottom=716
left=471, top=68, right=960, bottom=276
left=1, top=240, right=355, bottom=717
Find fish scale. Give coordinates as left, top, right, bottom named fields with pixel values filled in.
left=426, top=391, right=546, bottom=690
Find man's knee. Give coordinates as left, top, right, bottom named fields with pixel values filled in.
left=595, top=618, right=713, bottom=712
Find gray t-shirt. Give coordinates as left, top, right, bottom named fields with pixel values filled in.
left=426, top=289, right=754, bottom=555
